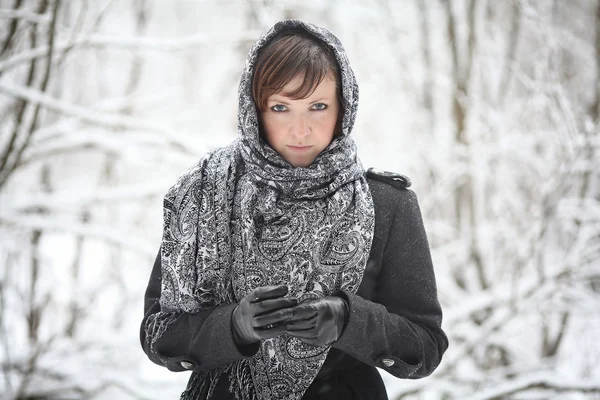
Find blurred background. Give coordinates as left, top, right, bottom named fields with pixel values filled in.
left=1, top=0, right=599, bottom=399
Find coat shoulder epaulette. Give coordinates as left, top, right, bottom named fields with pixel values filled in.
left=366, top=167, right=411, bottom=189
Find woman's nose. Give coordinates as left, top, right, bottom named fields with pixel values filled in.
left=291, top=115, right=310, bottom=137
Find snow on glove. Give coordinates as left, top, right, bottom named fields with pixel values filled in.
left=231, top=284, right=299, bottom=346
left=284, top=295, right=349, bottom=347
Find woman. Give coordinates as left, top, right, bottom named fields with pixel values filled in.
left=140, top=20, right=448, bottom=400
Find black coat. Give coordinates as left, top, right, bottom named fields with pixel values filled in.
left=140, top=173, right=448, bottom=399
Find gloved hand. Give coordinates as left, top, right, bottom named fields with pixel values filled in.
left=284, top=295, right=349, bottom=347
left=231, top=285, right=298, bottom=346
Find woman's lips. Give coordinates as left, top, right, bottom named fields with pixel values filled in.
left=288, top=145, right=312, bottom=152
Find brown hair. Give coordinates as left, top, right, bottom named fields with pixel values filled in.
left=252, top=28, right=344, bottom=137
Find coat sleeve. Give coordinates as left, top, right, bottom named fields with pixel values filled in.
left=139, top=247, right=259, bottom=373
left=332, top=188, right=448, bottom=379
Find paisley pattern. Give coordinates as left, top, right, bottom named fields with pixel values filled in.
left=143, top=20, right=374, bottom=400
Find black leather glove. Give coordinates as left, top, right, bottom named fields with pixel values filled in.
left=231, top=285, right=298, bottom=346
left=284, top=295, right=349, bottom=347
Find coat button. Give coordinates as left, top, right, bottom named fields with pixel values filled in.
left=180, top=360, right=195, bottom=370
left=382, top=358, right=395, bottom=367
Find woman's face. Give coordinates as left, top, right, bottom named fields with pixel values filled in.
left=260, top=73, right=340, bottom=168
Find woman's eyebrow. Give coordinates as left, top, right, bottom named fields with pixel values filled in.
left=268, top=97, right=330, bottom=105
left=269, top=98, right=291, bottom=105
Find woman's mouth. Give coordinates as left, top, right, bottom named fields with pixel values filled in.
left=288, top=145, right=312, bottom=152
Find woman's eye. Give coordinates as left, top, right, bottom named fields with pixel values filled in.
left=271, top=104, right=287, bottom=112
left=311, top=103, right=327, bottom=111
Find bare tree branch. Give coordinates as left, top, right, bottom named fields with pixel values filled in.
left=0, top=253, right=15, bottom=397
left=0, top=0, right=59, bottom=190
left=0, top=7, right=51, bottom=25
left=0, top=0, right=24, bottom=58
left=0, top=0, right=47, bottom=183
left=417, top=1, right=432, bottom=112
left=498, top=0, right=522, bottom=105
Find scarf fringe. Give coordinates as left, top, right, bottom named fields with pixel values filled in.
left=179, top=360, right=256, bottom=400
left=144, top=311, right=180, bottom=362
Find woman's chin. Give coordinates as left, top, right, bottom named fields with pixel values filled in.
left=289, top=159, right=315, bottom=168
left=283, top=154, right=315, bottom=168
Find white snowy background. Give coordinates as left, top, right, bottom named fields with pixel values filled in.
left=1, top=0, right=599, bottom=399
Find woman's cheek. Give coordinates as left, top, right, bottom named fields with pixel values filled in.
left=263, top=114, right=286, bottom=133
left=313, top=109, right=336, bottom=122
left=270, top=113, right=293, bottom=128
left=313, top=113, right=336, bottom=132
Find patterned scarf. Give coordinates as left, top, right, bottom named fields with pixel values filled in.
left=144, top=20, right=375, bottom=400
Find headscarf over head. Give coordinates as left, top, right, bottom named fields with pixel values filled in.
left=144, top=20, right=375, bottom=400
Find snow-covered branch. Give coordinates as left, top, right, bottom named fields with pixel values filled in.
left=86, top=31, right=263, bottom=51
left=0, top=81, right=201, bottom=156
left=0, top=213, right=157, bottom=259
left=468, top=372, right=600, bottom=400
left=0, top=8, right=51, bottom=25
left=6, top=180, right=170, bottom=213
left=444, top=264, right=569, bottom=326
left=0, top=31, right=262, bottom=72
